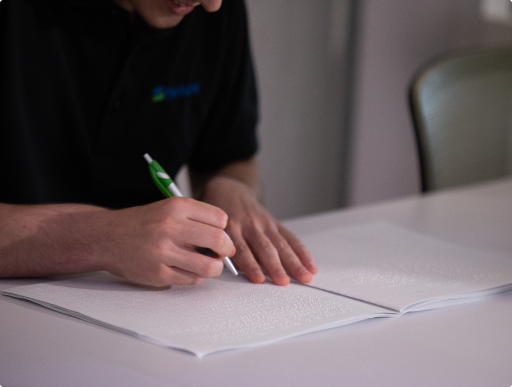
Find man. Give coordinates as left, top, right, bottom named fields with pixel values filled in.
left=0, top=0, right=317, bottom=287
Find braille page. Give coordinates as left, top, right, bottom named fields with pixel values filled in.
left=303, top=222, right=512, bottom=312
left=2, top=271, right=391, bottom=357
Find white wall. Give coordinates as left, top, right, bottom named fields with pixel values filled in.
left=176, top=0, right=350, bottom=220
left=246, top=0, right=350, bottom=219
left=346, top=0, right=512, bottom=207
left=179, top=0, right=512, bottom=216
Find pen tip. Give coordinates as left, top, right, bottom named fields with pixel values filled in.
left=144, top=153, right=153, bottom=164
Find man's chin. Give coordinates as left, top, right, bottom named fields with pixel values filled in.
left=145, top=14, right=185, bottom=29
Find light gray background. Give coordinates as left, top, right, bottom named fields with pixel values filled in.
left=178, top=0, right=512, bottom=218
left=346, top=0, right=512, bottom=207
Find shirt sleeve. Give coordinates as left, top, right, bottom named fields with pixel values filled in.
left=187, top=0, right=259, bottom=173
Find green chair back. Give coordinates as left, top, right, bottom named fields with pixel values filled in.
left=410, top=49, right=512, bottom=192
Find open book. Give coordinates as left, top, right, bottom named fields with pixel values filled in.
left=3, top=222, right=512, bottom=357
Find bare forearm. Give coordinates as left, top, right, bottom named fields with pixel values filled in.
left=0, top=199, right=234, bottom=286
left=0, top=203, right=105, bottom=278
left=189, top=156, right=262, bottom=201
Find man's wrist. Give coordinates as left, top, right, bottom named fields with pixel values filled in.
left=190, top=156, right=262, bottom=201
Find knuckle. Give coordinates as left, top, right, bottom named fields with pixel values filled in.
left=244, top=261, right=262, bottom=273
left=217, top=211, right=229, bottom=229
left=259, top=238, right=276, bottom=254
left=151, top=239, right=168, bottom=257
left=164, top=196, right=187, bottom=215
left=262, top=217, right=277, bottom=231
left=234, top=242, right=251, bottom=256
left=295, top=244, right=311, bottom=259
left=211, top=229, right=228, bottom=250
left=162, top=222, right=181, bottom=240
left=163, top=197, right=179, bottom=212
left=204, top=259, right=223, bottom=277
left=246, top=216, right=261, bottom=231
left=202, top=202, right=228, bottom=227
left=200, top=258, right=215, bottom=274
left=188, top=276, right=204, bottom=286
left=234, top=256, right=260, bottom=275
left=173, top=276, right=199, bottom=286
left=150, top=266, right=172, bottom=287
left=274, top=238, right=290, bottom=252
left=289, top=261, right=306, bottom=273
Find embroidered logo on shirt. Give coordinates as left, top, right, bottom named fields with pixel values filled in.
left=152, top=83, right=200, bottom=102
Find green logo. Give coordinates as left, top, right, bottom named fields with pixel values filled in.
left=152, top=90, right=165, bottom=102
left=152, top=83, right=200, bottom=103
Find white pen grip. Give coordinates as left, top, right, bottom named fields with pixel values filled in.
left=168, top=182, right=183, bottom=197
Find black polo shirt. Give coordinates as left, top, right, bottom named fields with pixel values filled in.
left=0, top=0, right=258, bottom=208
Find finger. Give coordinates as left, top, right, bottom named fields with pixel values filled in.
left=141, top=264, right=207, bottom=287
left=245, top=229, right=290, bottom=286
left=167, top=248, right=224, bottom=278
left=266, top=229, right=313, bottom=284
left=167, top=197, right=229, bottom=229
left=277, top=224, right=317, bottom=274
left=228, top=229, right=266, bottom=284
left=177, top=221, right=235, bottom=259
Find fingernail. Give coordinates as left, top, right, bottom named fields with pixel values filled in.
left=251, top=269, right=264, bottom=278
left=297, top=267, right=308, bottom=275
left=274, top=269, right=287, bottom=278
left=223, top=231, right=233, bottom=244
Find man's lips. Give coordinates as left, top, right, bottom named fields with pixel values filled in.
left=173, top=0, right=200, bottom=6
left=165, top=0, right=200, bottom=16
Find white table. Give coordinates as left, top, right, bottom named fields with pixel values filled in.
left=1, top=178, right=512, bottom=387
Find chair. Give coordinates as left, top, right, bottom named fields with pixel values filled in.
left=409, top=49, right=512, bottom=192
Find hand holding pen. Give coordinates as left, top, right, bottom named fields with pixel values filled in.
left=144, top=154, right=238, bottom=276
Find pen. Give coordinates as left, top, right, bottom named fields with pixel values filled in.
left=144, top=153, right=238, bottom=276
